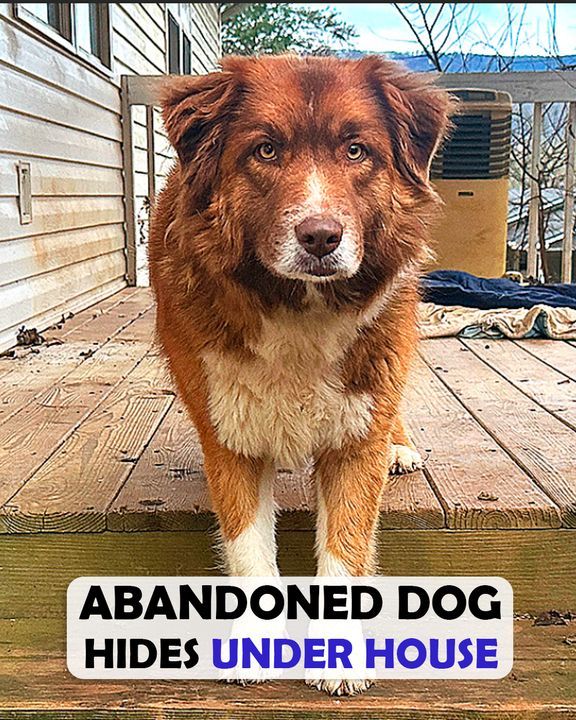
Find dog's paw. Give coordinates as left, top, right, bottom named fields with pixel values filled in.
left=224, top=675, right=269, bottom=686
left=389, top=444, right=423, bottom=475
left=222, top=663, right=277, bottom=685
left=306, top=677, right=373, bottom=696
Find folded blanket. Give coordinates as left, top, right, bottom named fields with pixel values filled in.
left=422, top=270, right=576, bottom=310
left=419, top=303, right=576, bottom=340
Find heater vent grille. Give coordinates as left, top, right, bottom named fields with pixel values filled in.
left=431, top=111, right=511, bottom=180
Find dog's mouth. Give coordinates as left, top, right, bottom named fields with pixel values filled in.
left=261, top=230, right=362, bottom=283
left=309, top=268, right=338, bottom=278
left=304, top=261, right=340, bottom=279
left=276, top=256, right=351, bottom=283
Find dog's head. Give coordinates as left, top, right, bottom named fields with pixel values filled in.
left=162, top=55, right=454, bottom=292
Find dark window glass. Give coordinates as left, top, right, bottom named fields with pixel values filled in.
left=183, top=34, right=191, bottom=74
left=168, top=13, right=181, bottom=74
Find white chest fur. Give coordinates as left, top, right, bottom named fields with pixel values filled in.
left=202, top=298, right=374, bottom=467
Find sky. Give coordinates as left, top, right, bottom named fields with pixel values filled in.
left=302, top=3, right=576, bottom=57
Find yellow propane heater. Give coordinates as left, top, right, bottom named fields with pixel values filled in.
left=429, top=89, right=512, bottom=277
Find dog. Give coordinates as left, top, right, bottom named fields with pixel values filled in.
left=149, top=54, right=453, bottom=695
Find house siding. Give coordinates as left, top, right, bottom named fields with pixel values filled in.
left=132, top=3, right=221, bottom=284
left=0, top=2, right=220, bottom=350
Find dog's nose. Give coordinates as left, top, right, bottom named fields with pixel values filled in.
left=295, top=216, right=343, bottom=258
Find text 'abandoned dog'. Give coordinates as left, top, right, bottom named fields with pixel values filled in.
left=149, top=54, right=455, bottom=695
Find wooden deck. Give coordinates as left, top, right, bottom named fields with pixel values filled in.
left=1, top=287, right=576, bottom=717
left=3, top=286, right=576, bottom=536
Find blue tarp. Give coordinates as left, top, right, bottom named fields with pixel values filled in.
left=422, top=270, right=576, bottom=311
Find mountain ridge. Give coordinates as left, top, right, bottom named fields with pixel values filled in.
left=343, top=51, right=576, bottom=73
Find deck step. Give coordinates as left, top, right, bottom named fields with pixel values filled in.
left=1, top=529, right=575, bottom=617
left=0, top=611, right=574, bottom=717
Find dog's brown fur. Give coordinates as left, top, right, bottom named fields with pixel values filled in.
left=150, top=55, right=453, bottom=581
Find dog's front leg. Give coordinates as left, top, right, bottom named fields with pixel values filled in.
left=314, top=436, right=388, bottom=577
left=307, top=434, right=389, bottom=696
left=202, top=440, right=278, bottom=577
left=202, top=441, right=281, bottom=685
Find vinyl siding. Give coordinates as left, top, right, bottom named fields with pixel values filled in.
left=0, top=2, right=220, bottom=350
left=132, top=4, right=220, bottom=284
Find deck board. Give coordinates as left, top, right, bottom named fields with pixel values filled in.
left=0, top=661, right=573, bottom=719
left=463, top=338, right=576, bottom=431
left=0, top=616, right=574, bottom=718
left=0, top=317, right=155, bottom=513
left=406, top=355, right=560, bottom=529
left=109, top=401, right=446, bottom=532
left=0, top=289, right=153, bottom=425
left=50, top=286, right=143, bottom=340
left=4, top=353, right=174, bottom=533
left=108, top=399, right=212, bottom=532
left=1, top=289, right=575, bottom=533
left=423, top=338, right=576, bottom=527
left=516, top=337, right=576, bottom=382
left=2, top=529, right=575, bottom=617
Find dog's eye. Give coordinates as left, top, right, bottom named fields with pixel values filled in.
left=255, top=142, right=277, bottom=161
left=346, top=143, right=367, bottom=162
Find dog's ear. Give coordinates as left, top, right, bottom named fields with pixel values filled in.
left=161, top=70, right=239, bottom=208
left=362, top=56, right=456, bottom=191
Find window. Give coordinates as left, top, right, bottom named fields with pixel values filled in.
left=168, top=12, right=181, bottom=74
left=168, top=11, right=192, bottom=75
left=74, top=4, right=110, bottom=67
left=182, top=34, right=191, bottom=75
left=15, top=4, right=111, bottom=69
left=20, top=3, right=71, bottom=38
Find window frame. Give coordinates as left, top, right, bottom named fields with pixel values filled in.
left=167, top=10, right=195, bottom=76
left=74, top=3, right=111, bottom=70
left=167, top=11, right=181, bottom=74
left=13, top=3, right=113, bottom=76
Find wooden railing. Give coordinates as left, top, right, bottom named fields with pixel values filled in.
left=122, top=70, right=576, bottom=284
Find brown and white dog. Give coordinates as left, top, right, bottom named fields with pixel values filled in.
left=150, top=54, right=452, bottom=693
